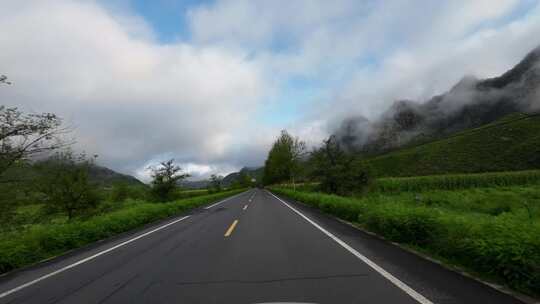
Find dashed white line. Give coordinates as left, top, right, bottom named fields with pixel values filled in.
left=267, top=191, right=434, bottom=304
left=0, top=215, right=191, bottom=299
left=204, top=191, right=248, bottom=209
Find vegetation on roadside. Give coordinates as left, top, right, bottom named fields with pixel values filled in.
left=263, top=130, right=371, bottom=195
left=270, top=185, right=540, bottom=296
left=261, top=118, right=540, bottom=297
left=0, top=105, right=235, bottom=268
left=0, top=189, right=244, bottom=274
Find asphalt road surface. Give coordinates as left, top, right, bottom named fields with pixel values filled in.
left=0, top=189, right=526, bottom=304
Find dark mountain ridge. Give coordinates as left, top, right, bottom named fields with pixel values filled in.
left=336, top=45, right=540, bottom=154
left=87, top=165, right=144, bottom=186
left=222, top=167, right=263, bottom=186
left=177, top=167, right=264, bottom=189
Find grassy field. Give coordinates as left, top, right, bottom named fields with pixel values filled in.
left=366, top=113, right=540, bottom=177
left=0, top=189, right=244, bottom=275
left=269, top=179, right=540, bottom=296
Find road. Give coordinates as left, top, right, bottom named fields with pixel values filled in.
left=0, top=189, right=525, bottom=304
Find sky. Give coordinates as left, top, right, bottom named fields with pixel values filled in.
left=1, top=0, right=540, bottom=181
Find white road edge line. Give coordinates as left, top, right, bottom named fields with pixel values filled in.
left=0, top=215, right=191, bottom=299
left=267, top=191, right=434, bottom=304
left=204, top=191, right=248, bottom=209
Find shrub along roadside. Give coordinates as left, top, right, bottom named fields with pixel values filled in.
left=269, top=187, right=540, bottom=297
left=0, top=189, right=245, bottom=275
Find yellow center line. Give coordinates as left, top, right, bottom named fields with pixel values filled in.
left=224, top=220, right=239, bottom=237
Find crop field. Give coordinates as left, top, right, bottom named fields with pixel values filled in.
left=375, top=170, right=540, bottom=192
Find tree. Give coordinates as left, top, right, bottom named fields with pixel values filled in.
left=36, top=151, right=101, bottom=220
left=239, top=170, right=252, bottom=187
left=310, top=135, right=371, bottom=195
left=263, top=130, right=306, bottom=187
left=208, top=174, right=223, bottom=193
left=149, top=159, right=190, bottom=202
left=110, top=182, right=129, bottom=202
left=0, top=106, right=69, bottom=179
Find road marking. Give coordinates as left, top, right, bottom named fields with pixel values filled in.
left=267, top=191, right=433, bottom=304
left=204, top=191, right=247, bottom=209
left=0, top=215, right=191, bottom=299
left=243, top=205, right=248, bottom=210
left=224, top=220, right=239, bottom=237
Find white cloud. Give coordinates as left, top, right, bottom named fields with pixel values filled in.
left=2, top=0, right=539, bottom=179
left=0, top=0, right=269, bottom=177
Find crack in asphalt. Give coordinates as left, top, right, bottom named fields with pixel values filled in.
left=97, top=273, right=140, bottom=304
left=171, top=273, right=370, bottom=286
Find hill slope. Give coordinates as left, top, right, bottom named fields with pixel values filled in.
left=87, top=165, right=144, bottom=186
left=366, top=113, right=540, bottom=177
left=336, top=45, right=540, bottom=154
left=222, top=167, right=264, bottom=186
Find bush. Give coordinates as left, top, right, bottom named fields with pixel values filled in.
left=109, top=183, right=149, bottom=202
left=171, top=189, right=209, bottom=200
left=364, top=205, right=440, bottom=245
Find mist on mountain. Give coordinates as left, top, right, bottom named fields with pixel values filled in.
left=335, top=45, right=540, bottom=154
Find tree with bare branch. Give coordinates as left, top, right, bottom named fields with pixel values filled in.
left=0, top=106, right=70, bottom=179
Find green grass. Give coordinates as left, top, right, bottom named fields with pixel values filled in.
left=171, top=188, right=210, bottom=199
left=270, top=185, right=540, bottom=297
left=0, top=189, right=244, bottom=274
left=366, top=113, right=540, bottom=177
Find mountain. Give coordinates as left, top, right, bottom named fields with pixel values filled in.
left=0, top=162, right=144, bottom=187
left=336, top=45, right=540, bottom=154
left=222, top=167, right=264, bottom=186
left=179, top=180, right=209, bottom=189
left=177, top=167, right=264, bottom=189
left=366, top=113, right=540, bottom=177
left=87, top=165, right=144, bottom=186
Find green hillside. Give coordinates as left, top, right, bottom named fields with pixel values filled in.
left=367, top=113, right=540, bottom=177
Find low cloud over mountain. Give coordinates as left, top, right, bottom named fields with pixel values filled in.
left=334, top=45, right=540, bottom=153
